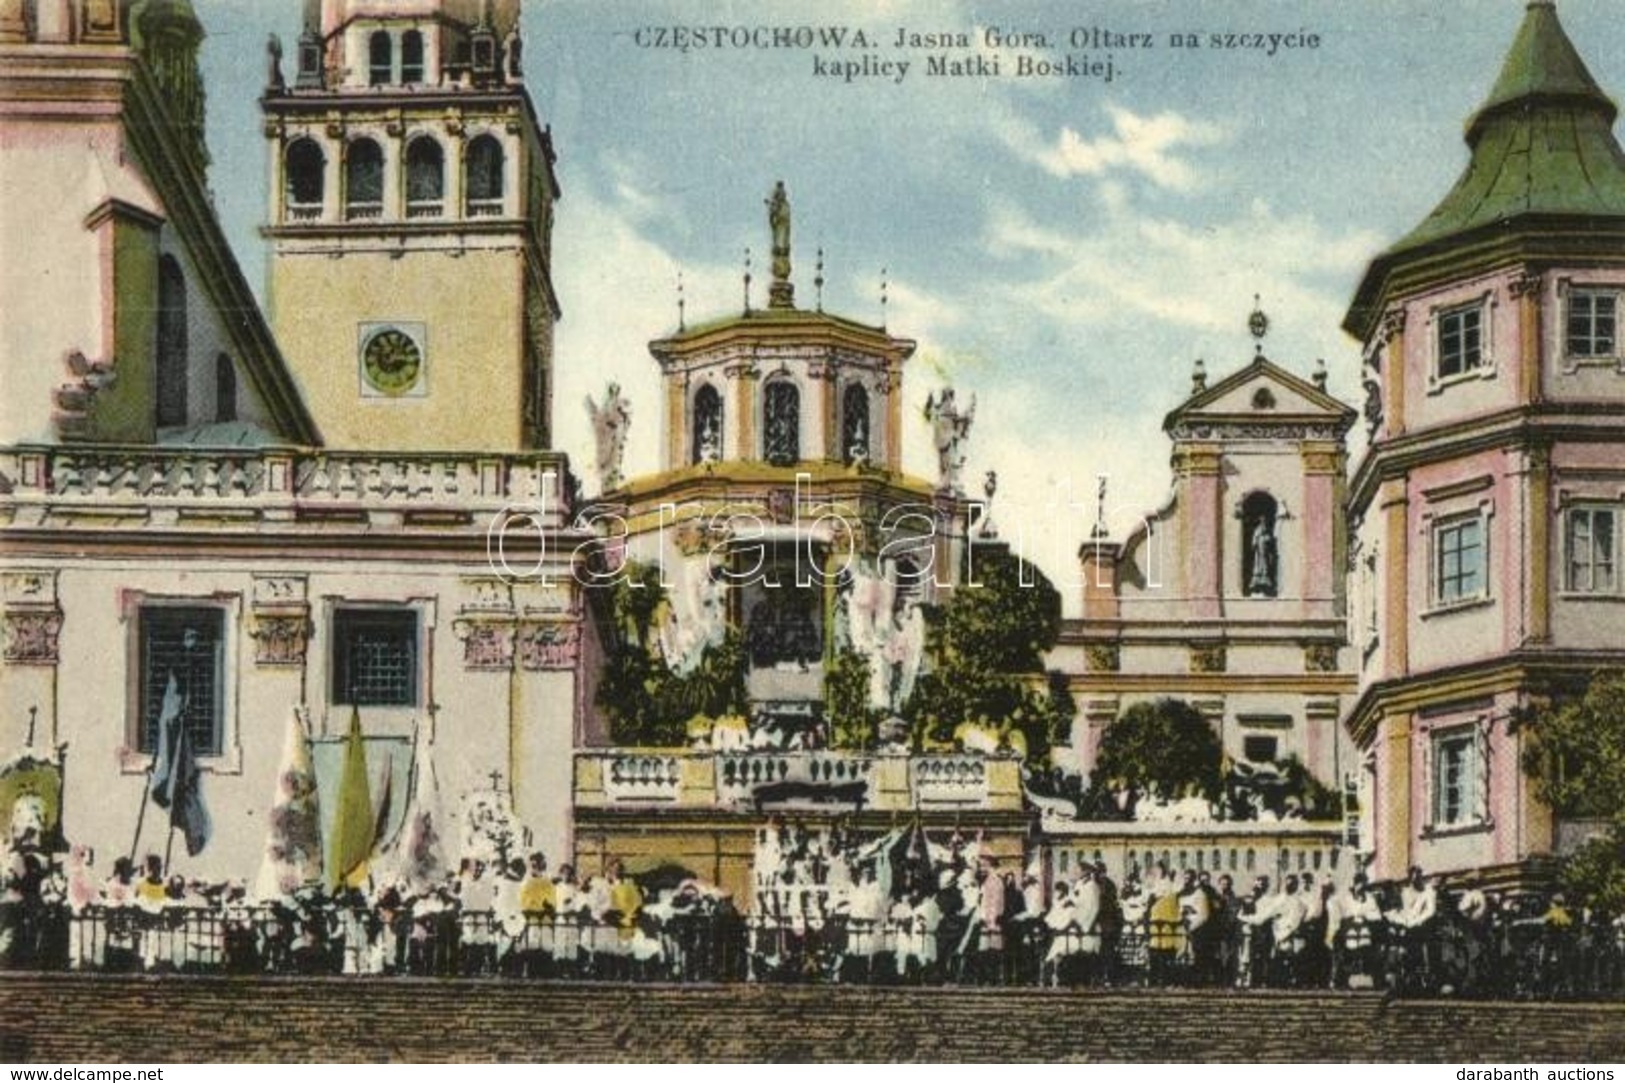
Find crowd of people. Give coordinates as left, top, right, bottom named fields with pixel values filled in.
left=3, top=823, right=1621, bottom=997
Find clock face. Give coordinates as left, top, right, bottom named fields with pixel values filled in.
left=360, top=326, right=423, bottom=396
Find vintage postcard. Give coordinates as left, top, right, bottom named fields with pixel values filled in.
left=3, top=0, right=1625, bottom=1066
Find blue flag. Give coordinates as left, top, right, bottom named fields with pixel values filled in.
left=148, top=673, right=182, bottom=806
left=161, top=719, right=212, bottom=857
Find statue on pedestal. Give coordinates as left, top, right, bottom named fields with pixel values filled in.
left=585, top=382, right=631, bottom=492
left=924, top=387, right=975, bottom=493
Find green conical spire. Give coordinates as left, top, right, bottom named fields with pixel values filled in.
left=1468, top=1, right=1614, bottom=142
left=1345, top=3, right=1625, bottom=337
left=1375, top=2, right=1625, bottom=262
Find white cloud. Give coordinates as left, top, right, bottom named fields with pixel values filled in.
left=1013, top=105, right=1227, bottom=192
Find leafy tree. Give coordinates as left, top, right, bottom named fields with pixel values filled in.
left=1522, top=672, right=1625, bottom=911
left=825, top=649, right=882, bottom=751
left=1522, top=672, right=1625, bottom=819
left=596, top=565, right=747, bottom=747
left=902, top=546, right=1074, bottom=762
left=1092, top=698, right=1223, bottom=805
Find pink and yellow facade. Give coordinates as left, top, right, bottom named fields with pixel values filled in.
left=1345, top=1, right=1625, bottom=887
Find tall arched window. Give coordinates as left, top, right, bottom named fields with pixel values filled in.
left=692, top=384, right=723, bottom=464
left=465, top=135, right=504, bottom=216
left=283, top=139, right=324, bottom=218
left=1241, top=491, right=1280, bottom=598
left=215, top=354, right=237, bottom=423
left=156, top=255, right=188, bottom=428
left=841, top=383, right=870, bottom=465
left=345, top=138, right=383, bottom=219
left=368, top=30, right=393, bottom=85
left=400, top=29, right=424, bottom=83
left=763, top=381, right=800, bottom=466
left=405, top=137, right=444, bottom=217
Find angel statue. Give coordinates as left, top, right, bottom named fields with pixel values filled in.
left=924, top=387, right=976, bottom=493
left=585, top=382, right=631, bottom=492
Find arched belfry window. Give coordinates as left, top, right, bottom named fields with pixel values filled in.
left=156, top=255, right=188, bottom=428
left=465, top=135, right=504, bottom=216
left=842, top=383, right=870, bottom=465
left=405, top=137, right=444, bottom=217
left=368, top=30, right=393, bottom=86
left=763, top=381, right=800, bottom=466
left=345, top=138, right=383, bottom=219
left=400, top=30, right=424, bottom=83
left=215, top=354, right=237, bottom=423
left=284, top=139, right=324, bottom=218
left=692, top=384, right=723, bottom=464
left=1242, top=491, right=1280, bottom=598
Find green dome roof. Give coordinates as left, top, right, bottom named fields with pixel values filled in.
left=1389, top=1, right=1625, bottom=256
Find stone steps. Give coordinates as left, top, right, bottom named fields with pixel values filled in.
left=2, top=977, right=1622, bottom=1062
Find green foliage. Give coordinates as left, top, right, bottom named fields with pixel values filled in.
left=1522, top=673, right=1625, bottom=912
left=1556, top=825, right=1625, bottom=915
left=1277, top=754, right=1343, bottom=820
left=825, top=649, right=881, bottom=751
left=902, top=546, right=1074, bottom=762
left=1522, top=673, right=1625, bottom=819
left=596, top=565, right=747, bottom=747
left=1092, top=698, right=1223, bottom=803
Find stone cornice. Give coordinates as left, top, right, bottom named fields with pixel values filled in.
left=1347, top=406, right=1625, bottom=513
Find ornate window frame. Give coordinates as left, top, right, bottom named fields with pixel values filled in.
left=1427, top=291, right=1496, bottom=392
left=120, top=592, right=243, bottom=776
left=1556, top=278, right=1625, bottom=372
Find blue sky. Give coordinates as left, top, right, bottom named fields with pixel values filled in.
left=197, top=1, right=1625, bottom=609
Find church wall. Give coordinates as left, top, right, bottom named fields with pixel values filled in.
left=1548, top=441, right=1625, bottom=649
left=1535, top=268, right=1625, bottom=404
left=267, top=246, right=524, bottom=451
left=24, top=552, right=579, bottom=885
left=1392, top=269, right=1523, bottom=435
left=0, top=128, right=124, bottom=445
left=1400, top=449, right=1517, bottom=675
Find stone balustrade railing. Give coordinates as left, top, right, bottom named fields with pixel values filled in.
left=715, top=752, right=876, bottom=806
left=909, top=755, right=990, bottom=806
left=574, top=749, right=1021, bottom=813
left=602, top=754, right=684, bottom=803
left=0, top=445, right=572, bottom=529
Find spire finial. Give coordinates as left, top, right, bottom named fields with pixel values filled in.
left=743, top=247, right=753, bottom=314
left=1248, top=294, right=1270, bottom=359
left=880, top=267, right=889, bottom=330
left=1191, top=358, right=1207, bottom=394
left=677, top=269, right=686, bottom=332
left=1092, top=474, right=1109, bottom=540
left=815, top=246, right=825, bottom=312
left=766, top=181, right=794, bottom=309
left=1313, top=357, right=1328, bottom=391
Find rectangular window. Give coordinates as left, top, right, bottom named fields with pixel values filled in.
left=138, top=606, right=225, bottom=756
left=1242, top=735, right=1278, bottom=764
left=332, top=608, right=419, bottom=707
left=1433, top=515, right=1486, bottom=605
left=1566, top=506, right=1618, bottom=594
left=1437, top=305, right=1484, bottom=380
left=1430, top=728, right=1481, bottom=828
left=1567, top=291, right=1618, bottom=358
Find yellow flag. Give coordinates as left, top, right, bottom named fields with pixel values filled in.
left=328, top=706, right=374, bottom=892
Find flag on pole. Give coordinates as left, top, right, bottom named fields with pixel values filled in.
left=159, top=720, right=211, bottom=858
left=255, top=710, right=323, bottom=900
left=374, top=720, right=447, bottom=895
left=327, top=706, right=374, bottom=892
left=147, top=673, right=182, bottom=804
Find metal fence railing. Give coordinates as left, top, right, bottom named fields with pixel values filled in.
left=3, top=902, right=1621, bottom=997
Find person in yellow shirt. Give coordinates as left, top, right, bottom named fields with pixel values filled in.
left=1147, top=884, right=1186, bottom=985
left=608, top=860, right=643, bottom=941
left=518, top=851, right=554, bottom=915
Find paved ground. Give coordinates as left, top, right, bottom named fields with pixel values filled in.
left=1, top=976, right=1621, bottom=1062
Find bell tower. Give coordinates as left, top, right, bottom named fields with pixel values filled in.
left=260, top=0, right=559, bottom=452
